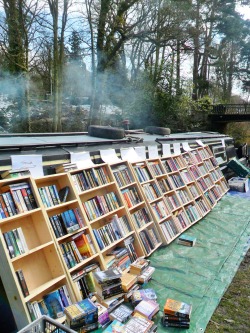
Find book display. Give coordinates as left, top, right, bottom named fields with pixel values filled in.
left=162, top=298, right=192, bottom=328
left=70, top=163, right=144, bottom=271
left=113, top=160, right=162, bottom=255
left=0, top=145, right=229, bottom=330
left=0, top=176, right=75, bottom=329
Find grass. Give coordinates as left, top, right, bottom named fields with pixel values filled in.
left=205, top=248, right=250, bottom=332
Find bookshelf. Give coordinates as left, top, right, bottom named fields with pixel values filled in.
left=111, top=160, right=163, bottom=255
left=69, top=163, right=144, bottom=278
left=0, top=145, right=229, bottom=330
left=0, top=176, right=75, bottom=329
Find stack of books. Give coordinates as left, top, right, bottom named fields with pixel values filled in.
left=162, top=298, right=192, bottom=329
left=1, top=168, right=31, bottom=179
left=106, top=247, right=132, bottom=271
left=56, top=163, right=78, bottom=173
left=93, top=268, right=124, bottom=303
left=177, top=234, right=196, bottom=247
left=64, top=298, right=98, bottom=332
left=129, top=257, right=155, bottom=284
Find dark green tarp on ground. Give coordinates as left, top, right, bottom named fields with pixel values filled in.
left=147, top=193, right=250, bottom=332
left=93, top=192, right=250, bottom=333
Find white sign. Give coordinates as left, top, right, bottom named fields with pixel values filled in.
left=70, top=151, right=94, bottom=168
left=120, top=147, right=141, bottom=162
left=100, top=149, right=122, bottom=163
left=11, top=154, right=44, bottom=178
left=134, top=146, right=146, bottom=160
left=182, top=142, right=192, bottom=152
left=162, top=144, right=171, bottom=157
left=148, top=145, right=158, bottom=159
left=173, top=142, right=181, bottom=155
left=196, top=140, right=205, bottom=147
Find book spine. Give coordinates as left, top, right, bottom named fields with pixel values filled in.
left=16, top=269, right=29, bottom=297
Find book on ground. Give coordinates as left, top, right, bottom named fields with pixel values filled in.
left=109, top=303, right=133, bottom=323
left=164, top=298, right=192, bottom=319
left=103, top=319, right=125, bottom=333
left=131, top=288, right=157, bottom=305
left=177, top=234, right=196, bottom=246
left=134, top=300, right=159, bottom=320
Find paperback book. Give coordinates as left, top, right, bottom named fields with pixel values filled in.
left=164, top=298, right=192, bottom=319
left=109, top=303, right=133, bottom=323
left=134, top=299, right=159, bottom=320
left=131, top=288, right=157, bottom=305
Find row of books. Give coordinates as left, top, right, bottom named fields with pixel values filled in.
left=188, top=183, right=200, bottom=199
left=196, top=197, right=210, bottom=214
left=175, top=189, right=192, bottom=205
left=3, top=227, right=28, bottom=258
left=179, top=169, right=194, bottom=183
left=139, top=228, right=160, bottom=255
left=93, top=215, right=131, bottom=251
left=38, top=185, right=61, bottom=208
left=175, top=209, right=192, bottom=229
left=158, top=177, right=173, bottom=193
left=27, top=285, right=72, bottom=320
left=71, top=166, right=110, bottom=193
left=151, top=200, right=170, bottom=220
left=49, top=208, right=83, bottom=237
left=121, top=187, right=141, bottom=208
left=130, top=207, right=151, bottom=229
left=111, top=165, right=133, bottom=188
left=147, top=161, right=163, bottom=176
left=0, top=182, right=37, bottom=218
left=160, top=217, right=180, bottom=241
left=142, top=183, right=161, bottom=202
left=132, top=164, right=152, bottom=183
left=82, top=192, right=120, bottom=221
left=168, top=174, right=185, bottom=189
left=60, top=232, right=95, bottom=268
left=185, top=204, right=202, bottom=223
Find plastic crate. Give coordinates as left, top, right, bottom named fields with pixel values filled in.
left=227, top=159, right=250, bottom=178
left=17, top=315, right=77, bottom=333
left=228, top=177, right=249, bottom=192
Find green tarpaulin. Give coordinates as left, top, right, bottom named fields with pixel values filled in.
left=147, top=194, right=250, bottom=332
left=93, top=192, right=250, bottom=333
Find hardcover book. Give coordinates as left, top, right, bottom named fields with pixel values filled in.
left=164, top=298, right=192, bottom=318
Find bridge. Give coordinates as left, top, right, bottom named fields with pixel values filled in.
left=208, top=104, right=250, bottom=122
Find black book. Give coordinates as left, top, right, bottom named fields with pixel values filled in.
left=16, top=269, right=29, bottom=297
left=58, top=186, right=70, bottom=202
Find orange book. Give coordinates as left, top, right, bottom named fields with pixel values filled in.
left=74, top=233, right=92, bottom=258
left=164, top=298, right=192, bottom=318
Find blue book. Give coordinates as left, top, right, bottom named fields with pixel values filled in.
left=61, top=210, right=80, bottom=233
left=93, top=229, right=105, bottom=250
left=43, top=289, right=64, bottom=319
left=64, top=298, right=98, bottom=327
